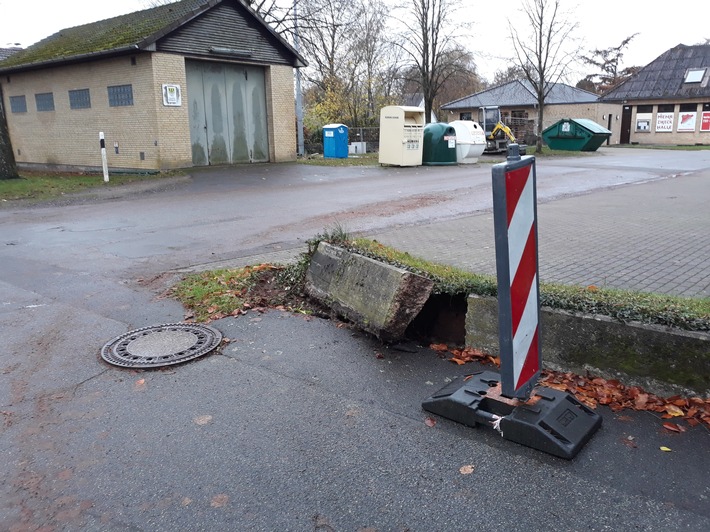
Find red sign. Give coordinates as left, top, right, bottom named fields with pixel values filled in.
left=701, top=112, right=710, bottom=132
left=492, top=157, right=541, bottom=399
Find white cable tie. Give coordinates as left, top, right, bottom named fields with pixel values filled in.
left=491, top=415, right=505, bottom=437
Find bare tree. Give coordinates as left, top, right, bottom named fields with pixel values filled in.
left=509, top=0, right=579, bottom=152
left=394, top=0, right=469, bottom=123
left=581, top=34, right=640, bottom=93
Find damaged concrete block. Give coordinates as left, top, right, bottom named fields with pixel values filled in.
left=306, top=242, right=434, bottom=342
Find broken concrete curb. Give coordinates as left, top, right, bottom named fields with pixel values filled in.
left=305, top=242, right=433, bottom=342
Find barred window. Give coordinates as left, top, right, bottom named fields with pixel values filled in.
left=69, top=88, right=91, bottom=109
left=108, top=84, right=133, bottom=107
left=35, top=92, right=55, bottom=112
left=9, top=95, right=27, bottom=113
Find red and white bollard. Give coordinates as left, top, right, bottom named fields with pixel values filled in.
left=422, top=144, right=601, bottom=459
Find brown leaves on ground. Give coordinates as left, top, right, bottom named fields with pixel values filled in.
left=430, top=343, right=710, bottom=430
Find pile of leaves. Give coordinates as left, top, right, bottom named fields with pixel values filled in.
left=429, top=343, right=710, bottom=431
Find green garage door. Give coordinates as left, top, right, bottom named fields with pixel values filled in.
left=186, top=60, right=269, bottom=165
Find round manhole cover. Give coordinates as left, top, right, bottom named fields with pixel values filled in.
left=101, top=323, right=223, bottom=368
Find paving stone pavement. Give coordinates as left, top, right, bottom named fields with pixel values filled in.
left=369, top=171, right=710, bottom=298
left=182, top=170, right=709, bottom=299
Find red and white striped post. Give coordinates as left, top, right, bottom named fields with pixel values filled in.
left=492, top=145, right=540, bottom=399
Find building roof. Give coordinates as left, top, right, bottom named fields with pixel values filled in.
left=441, top=79, right=598, bottom=110
left=0, top=0, right=305, bottom=73
left=0, top=47, right=22, bottom=61
left=601, top=44, right=710, bottom=102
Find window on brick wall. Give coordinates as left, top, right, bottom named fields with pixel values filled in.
left=108, top=84, right=133, bottom=107
left=658, top=104, right=674, bottom=113
left=35, top=92, right=55, bottom=112
left=69, top=89, right=91, bottom=109
left=9, top=95, right=27, bottom=113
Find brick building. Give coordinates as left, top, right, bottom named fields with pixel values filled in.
left=0, top=0, right=305, bottom=171
left=440, top=80, right=619, bottom=145
left=601, top=44, right=710, bottom=145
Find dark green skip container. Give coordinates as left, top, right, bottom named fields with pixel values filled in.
left=422, top=123, right=458, bottom=165
left=542, top=118, right=611, bottom=152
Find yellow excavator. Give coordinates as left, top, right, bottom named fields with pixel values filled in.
left=478, top=106, right=526, bottom=154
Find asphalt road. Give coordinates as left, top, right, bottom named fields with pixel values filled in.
left=1, top=148, right=709, bottom=530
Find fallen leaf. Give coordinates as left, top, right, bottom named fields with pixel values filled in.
left=424, top=417, right=436, bottom=427
left=662, top=422, right=681, bottom=433
left=181, top=497, right=192, bottom=507
left=659, top=446, right=672, bottom=452
left=459, top=465, right=475, bottom=475
left=450, top=358, right=466, bottom=365
left=210, top=494, right=229, bottom=508
left=134, top=378, right=146, bottom=391
left=375, top=352, right=385, bottom=359
left=430, top=343, right=448, bottom=352
left=193, top=415, right=213, bottom=426
left=587, top=285, right=598, bottom=292
left=664, top=404, right=684, bottom=417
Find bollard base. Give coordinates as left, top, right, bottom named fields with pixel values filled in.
left=422, top=371, right=602, bottom=459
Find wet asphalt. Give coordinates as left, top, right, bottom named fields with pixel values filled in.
left=1, top=148, right=709, bottom=530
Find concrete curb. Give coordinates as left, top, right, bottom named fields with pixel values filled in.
left=466, top=295, right=710, bottom=396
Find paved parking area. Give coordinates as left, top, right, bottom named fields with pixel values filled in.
left=369, top=171, right=710, bottom=298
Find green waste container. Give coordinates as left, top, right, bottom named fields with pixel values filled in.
left=422, top=123, right=457, bottom=166
left=542, top=118, right=611, bottom=152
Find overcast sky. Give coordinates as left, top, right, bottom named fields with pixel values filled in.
left=1, top=0, right=708, bottom=83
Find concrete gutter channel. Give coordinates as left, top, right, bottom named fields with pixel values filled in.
left=306, top=243, right=709, bottom=397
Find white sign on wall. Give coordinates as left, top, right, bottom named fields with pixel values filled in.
left=678, top=112, right=697, bottom=131
left=655, top=112, right=674, bottom=132
left=162, top=84, right=182, bottom=107
left=636, top=113, right=651, bottom=131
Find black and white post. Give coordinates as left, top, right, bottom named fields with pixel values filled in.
left=99, top=131, right=109, bottom=182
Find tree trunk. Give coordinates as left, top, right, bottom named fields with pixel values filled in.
left=536, top=101, right=544, bottom=153
left=0, top=84, right=20, bottom=180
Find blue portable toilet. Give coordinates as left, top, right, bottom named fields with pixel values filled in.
left=323, top=123, right=349, bottom=158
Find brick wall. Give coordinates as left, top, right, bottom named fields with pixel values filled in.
left=1, top=53, right=166, bottom=170
left=627, top=100, right=710, bottom=145
left=543, top=102, right=621, bottom=144
left=150, top=53, right=192, bottom=169
left=265, top=65, right=297, bottom=162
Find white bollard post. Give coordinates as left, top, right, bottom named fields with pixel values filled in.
left=99, top=132, right=109, bottom=182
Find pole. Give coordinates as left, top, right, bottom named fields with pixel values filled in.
left=99, top=132, right=109, bottom=182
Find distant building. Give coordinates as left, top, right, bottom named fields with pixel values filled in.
left=0, top=0, right=306, bottom=172
left=0, top=48, right=22, bottom=61
left=441, top=80, right=618, bottom=145
left=601, top=44, right=710, bottom=145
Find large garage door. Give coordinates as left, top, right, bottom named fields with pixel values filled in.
left=186, top=60, right=269, bottom=165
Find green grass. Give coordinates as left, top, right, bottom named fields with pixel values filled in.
left=607, top=144, right=710, bottom=151
left=0, top=171, right=178, bottom=203
left=297, top=153, right=380, bottom=167
left=171, top=265, right=271, bottom=322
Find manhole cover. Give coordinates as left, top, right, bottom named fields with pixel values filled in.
left=101, top=323, right=223, bottom=368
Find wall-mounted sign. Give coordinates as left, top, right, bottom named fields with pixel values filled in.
left=636, top=113, right=651, bottom=131
left=701, top=112, right=710, bottom=132
left=655, top=112, right=674, bottom=132
left=677, top=112, right=697, bottom=131
left=162, top=84, right=182, bottom=107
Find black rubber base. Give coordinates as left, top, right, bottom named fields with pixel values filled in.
left=422, top=371, right=602, bottom=459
